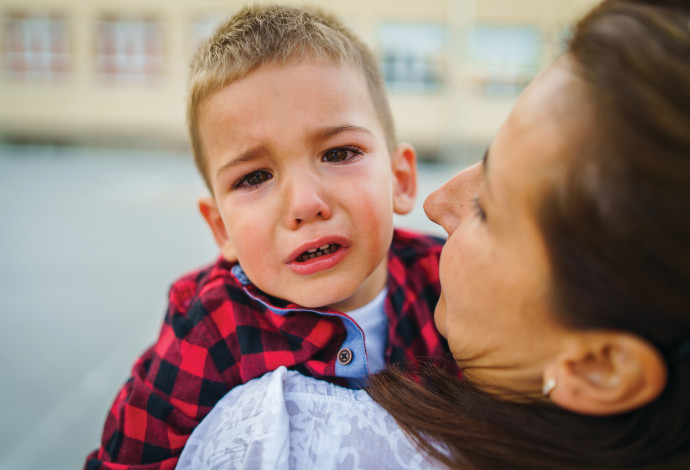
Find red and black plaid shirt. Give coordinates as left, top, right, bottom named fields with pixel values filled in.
left=85, top=229, right=449, bottom=469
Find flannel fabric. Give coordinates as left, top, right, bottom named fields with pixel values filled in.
left=85, top=228, right=449, bottom=470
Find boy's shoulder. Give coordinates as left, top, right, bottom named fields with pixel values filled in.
left=390, top=228, right=445, bottom=261
left=167, top=256, right=242, bottom=317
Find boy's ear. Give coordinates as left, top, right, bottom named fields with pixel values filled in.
left=544, top=332, right=667, bottom=416
left=391, top=143, right=417, bottom=215
left=198, top=196, right=237, bottom=262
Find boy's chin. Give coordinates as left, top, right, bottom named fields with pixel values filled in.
left=288, top=288, right=358, bottom=312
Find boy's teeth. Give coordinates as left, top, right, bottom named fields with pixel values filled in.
left=306, top=244, right=332, bottom=254
left=296, top=243, right=340, bottom=262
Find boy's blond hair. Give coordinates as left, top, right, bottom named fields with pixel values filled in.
left=187, top=4, right=396, bottom=191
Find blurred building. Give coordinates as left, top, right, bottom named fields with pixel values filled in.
left=0, top=0, right=599, bottom=163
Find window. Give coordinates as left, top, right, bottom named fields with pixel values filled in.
left=95, top=16, right=165, bottom=84
left=2, top=13, right=70, bottom=81
left=378, top=23, right=445, bottom=93
left=469, top=25, right=541, bottom=97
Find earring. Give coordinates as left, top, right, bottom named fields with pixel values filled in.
left=542, top=378, right=557, bottom=397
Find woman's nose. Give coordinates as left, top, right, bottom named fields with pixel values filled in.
left=424, top=162, right=482, bottom=235
left=284, top=173, right=332, bottom=229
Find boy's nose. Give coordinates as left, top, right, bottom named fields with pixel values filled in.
left=284, top=173, right=332, bottom=229
left=424, top=162, right=482, bottom=235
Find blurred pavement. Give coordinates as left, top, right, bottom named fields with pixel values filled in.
left=0, top=144, right=466, bottom=470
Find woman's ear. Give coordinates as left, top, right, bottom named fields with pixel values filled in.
left=391, top=143, right=417, bottom=215
left=198, top=196, right=237, bottom=262
left=544, top=332, right=667, bottom=416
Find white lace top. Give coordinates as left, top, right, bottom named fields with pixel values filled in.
left=177, top=367, right=445, bottom=469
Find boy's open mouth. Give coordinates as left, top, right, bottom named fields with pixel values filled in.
left=295, top=243, right=341, bottom=262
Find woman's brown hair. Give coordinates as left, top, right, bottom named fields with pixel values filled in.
left=367, top=1, right=690, bottom=468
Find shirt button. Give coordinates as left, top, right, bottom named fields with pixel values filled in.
left=337, top=348, right=353, bottom=365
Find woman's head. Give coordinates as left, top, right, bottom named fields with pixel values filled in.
left=425, top=0, right=690, bottom=416
left=368, top=1, right=690, bottom=468
left=425, top=60, right=609, bottom=402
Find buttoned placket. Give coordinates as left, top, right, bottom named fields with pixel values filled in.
left=231, top=264, right=369, bottom=380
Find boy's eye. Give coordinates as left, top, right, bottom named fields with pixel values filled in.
left=233, top=170, right=272, bottom=189
left=322, top=146, right=364, bottom=164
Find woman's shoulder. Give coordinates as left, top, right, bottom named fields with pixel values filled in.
left=178, top=367, right=444, bottom=470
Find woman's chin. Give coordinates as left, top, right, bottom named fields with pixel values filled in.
left=433, top=303, right=448, bottom=338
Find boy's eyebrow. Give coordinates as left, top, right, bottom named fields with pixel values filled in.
left=312, top=125, right=372, bottom=141
left=215, top=125, right=371, bottom=179
left=216, top=147, right=265, bottom=178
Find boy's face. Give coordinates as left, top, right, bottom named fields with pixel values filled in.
left=197, top=61, right=417, bottom=312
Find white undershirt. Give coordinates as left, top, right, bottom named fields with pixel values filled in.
left=345, top=287, right=388, bottom=374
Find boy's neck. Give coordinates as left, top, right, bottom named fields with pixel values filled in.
left=327, top=260, right=388, bottom=312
